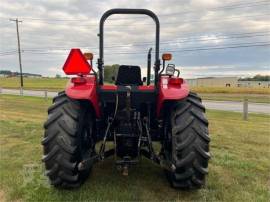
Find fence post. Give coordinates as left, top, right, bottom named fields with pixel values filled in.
left=20, top=87, right=23, bottom=96
left=44, top=90, right=48, bottom=100
left=243, top=98, right=248, bottom=120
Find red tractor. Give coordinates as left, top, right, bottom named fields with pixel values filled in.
left=42, top=9, right=210, bottom=189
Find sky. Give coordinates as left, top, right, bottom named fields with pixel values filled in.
left=0, top=0, right=269, bottom=78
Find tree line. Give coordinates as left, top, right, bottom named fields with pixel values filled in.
left=239, top=74, right=270, bottom=81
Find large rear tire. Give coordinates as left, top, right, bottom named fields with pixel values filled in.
left=42, top=92, right=96, bottom=188
left=164, top=92, right=210, bottom=189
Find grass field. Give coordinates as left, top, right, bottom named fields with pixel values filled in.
left=0, top=95, right=269, bottom=201
left=192, top=87, right=270, bottom=103
left=0, top=77, right=68, bottom=91
left=199, top=93, right=270, bottom=103
left=191, top=86, right=270, bottom=94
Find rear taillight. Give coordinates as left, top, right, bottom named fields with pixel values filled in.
left=71, top=77, right=87, bottom=84
left=168, top=77, right=183, bottom=86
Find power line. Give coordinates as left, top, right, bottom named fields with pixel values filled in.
left=25, top=43, right=270, bottom=55
left=1, top=32, right=269, bottom=56
left=170, top=43, right=270, bottom=53
left=99, top=32, right=270, bottom=48
left=18, top=25, right=270, bottom=41
left=106, top=13, right=270, bottom=27
left=159, top=24, right=270, bottom=36
left=105, top=41, right=270, bottom=55
left=0, top=50, right=18, bottom=54
left=158, top=0, right=270, bottom=17
left=3, top=31, right=269, bottom=53
left=104, top=43, right=270, bottom=55
left=21, top=33, right=270, bottom=53
left=111, top=1, right=270, bottom=20
left=1, top=41, right=269, bottom=56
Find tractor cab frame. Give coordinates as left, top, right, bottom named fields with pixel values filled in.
left=98, top=9, right=161, bottom=86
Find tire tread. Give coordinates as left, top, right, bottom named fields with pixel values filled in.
left=166, top=92, right=210, bottom=189
left=42, top=93, right=93, bottom=188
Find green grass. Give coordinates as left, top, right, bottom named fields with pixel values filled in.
left=0, top=95, right=270, bottom=201
left=191, top=86, right=270, bottom=94
left=0, top=77, right=67, bottom=91
left=199, top=93, right=270, bottom=103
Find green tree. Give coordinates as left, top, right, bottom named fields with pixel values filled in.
left=239, top=74, right=270, bottom=81
left=104, top=64, right=119, bottom=83
left=0, top=70, right=12, bottom=75
left=253, top=74, right=270, bottom=81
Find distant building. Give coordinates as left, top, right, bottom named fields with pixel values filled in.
left=22, top=73, right=42, bottom=78
left=186, top=77, right=238, bottom=87
left=186, top=77, right=270, bottom=88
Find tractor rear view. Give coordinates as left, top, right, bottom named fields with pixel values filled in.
left=42, top=9, right=210, bottom=189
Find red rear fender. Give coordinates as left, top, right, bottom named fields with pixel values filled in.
left=157, top=76, right=189, bottom=117
left=65, top=76, right=101, bottom=118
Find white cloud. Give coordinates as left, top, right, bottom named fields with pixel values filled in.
left=200, top=35, right=224, bottom=44
left=48, top=67, right=61, bottom=72
left=48, top=67, right=65, bottom=76
left=0, top=0, right=269, bottom=77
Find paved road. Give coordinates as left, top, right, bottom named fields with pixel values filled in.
left=1, top=88, right=270, bottom=114
left=1, top=88, right=57, bottom=98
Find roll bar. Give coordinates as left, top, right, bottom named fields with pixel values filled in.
left=97, top=8, right=161, bottom=85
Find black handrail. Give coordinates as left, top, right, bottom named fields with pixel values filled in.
left=98, top=8, right=160, bottom=86
left=147, top=48, right=152, bottom=85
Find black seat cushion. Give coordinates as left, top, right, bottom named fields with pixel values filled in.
left=115, top=65, right=143, bottom=86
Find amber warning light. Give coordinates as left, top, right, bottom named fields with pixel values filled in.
left=84, top=52, right=94, bottom=61
left=162, top=53, right=172, bottom=61
left=62, top=49, right=92, bottom=75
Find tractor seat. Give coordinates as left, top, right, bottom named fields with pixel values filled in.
left=115, top=65, right=143, bottom=86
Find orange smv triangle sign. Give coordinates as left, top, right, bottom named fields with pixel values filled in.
left=62, top=49, right=92, bottom=75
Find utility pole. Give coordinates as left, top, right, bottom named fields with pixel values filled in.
left=10, top=18, right=23, bottom=90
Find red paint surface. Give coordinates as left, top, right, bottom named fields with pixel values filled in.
left=100, top=85, right=118, bottom=90
left=157, top=76, right=189, bottom=117
left=138, top=85, right=155, bottom=90
left=65, top=75, right=101, bottom=117
left=63, top=49, right=92, bottom=75
left=65, top=74, right=189, bottom=118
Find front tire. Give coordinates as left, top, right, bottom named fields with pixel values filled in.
left=164, top=92, right=210, bottom=189
left=42, top=92, right=95, bottom=188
